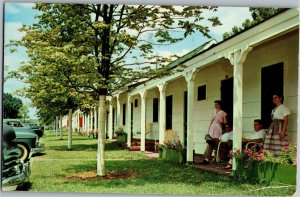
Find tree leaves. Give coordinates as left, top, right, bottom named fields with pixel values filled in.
left=9, top=3, right=222, bottom=123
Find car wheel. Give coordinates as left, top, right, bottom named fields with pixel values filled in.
left=17, top=144, right=29, bottom=161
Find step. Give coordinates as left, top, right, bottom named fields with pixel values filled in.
left=129, top=145, right=156, bottom=152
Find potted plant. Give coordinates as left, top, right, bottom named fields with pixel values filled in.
left=232, top=143, right=297, bottom=184
left=159, top=130, right=184, bottom=164
left=115, top=127, right=127, bottom=143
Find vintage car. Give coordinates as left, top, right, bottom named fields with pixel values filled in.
left=2, top=124, right=31, bottom=191
left=5, top=119, right=44, bottom=139
left=3, top=120, right=45, bottom=161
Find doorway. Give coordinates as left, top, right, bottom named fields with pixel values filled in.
left=166, top=95, right=173, bottom=130
left=131, top=102, right=133, bottom=140
left=221, top=77, right=233, bottom=124
left=183, top=91, right=187, bottom=148
left=261, top=63, right=284, bottom=128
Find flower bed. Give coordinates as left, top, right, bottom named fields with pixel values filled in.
left=232, top=144, right=297, bottom=184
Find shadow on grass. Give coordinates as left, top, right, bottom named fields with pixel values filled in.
left=47, top=141, right=125, bottom=151
left=16, top=181, right=32, bottom=191
left=63, top=159, right=234, bottom=188
left=45, top=136, right=97, bottom=142
left=32, top=152, right=46, bottom=157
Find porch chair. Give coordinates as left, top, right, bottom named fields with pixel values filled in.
left=244, top=129, right=267, bottom=150
left=215, top=141, right=232, bottom=164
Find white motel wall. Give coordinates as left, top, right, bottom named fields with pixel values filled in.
left=68, top=9, right=298, bottom=165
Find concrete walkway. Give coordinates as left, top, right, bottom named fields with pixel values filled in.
left=144, top=151, right=159, bottom=159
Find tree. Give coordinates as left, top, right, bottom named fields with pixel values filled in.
left=3, top=93, right=23, bottom=119
left=10, top=3, right=221, bottom=176
left=223, top=8, right=286, bottom=39
left=18, top=104, right=30, bottom=124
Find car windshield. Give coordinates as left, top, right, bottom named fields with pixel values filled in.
left=3, top=120, right=24, bottom=127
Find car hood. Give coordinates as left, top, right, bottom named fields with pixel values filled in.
left=13, top=127, right=35, bottom=133
left=14, top=131, right=37, bottom=138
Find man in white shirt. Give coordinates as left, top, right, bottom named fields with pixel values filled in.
left=242, top=119, right=265, bottom=145
left=200, top=123, right=233, bottom=164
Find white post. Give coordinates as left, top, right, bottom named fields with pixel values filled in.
left=127, top=96, right=132, bottom=147
left=225, top=46, right=252, bottom=170
left=87, top=111, right=90, bottom=135
left=108, top=98, right=113, bottom=140
left=55, top=116, right=59, bottom=136
left=83, top=114, right=86, bottom=132
left=185, top=69, right=197, bottom=163
left=94, top=106, right=98, bottom=137
left=158, top=83, right=168, bottom=144
left=60, top=115, right=63, bottom=140
left=116, top=94, right=121, bottom=129
left=68, top=109, right=72, bottom=150
left=140, top=91, right=147, bottom=152
left=77, top=111, right=80, bottom=132
left=90, top=108, right=94, bottom=136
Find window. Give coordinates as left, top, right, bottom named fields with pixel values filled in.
left=153, top=98, right=159, bottom=122
left=134, top=99, right=138, bottom=107
left=197, top=85, right=206, bottom=101
left=122, top=103, right=126, bottom=125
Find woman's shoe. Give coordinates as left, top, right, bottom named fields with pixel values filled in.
left=224, top=163, right=232, bottom=169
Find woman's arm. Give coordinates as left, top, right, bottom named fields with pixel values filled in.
left=279, top=115, right=289, bottom=139
left=223, top=114, right=227, bottom=125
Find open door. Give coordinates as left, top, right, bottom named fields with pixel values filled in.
left=166, top=95, right=173, bottom=130
left=261, top=63, right=283, bottom=128
left=221, top=77, right=233, bottom=124
left=184, top=91, right=187, bottom=148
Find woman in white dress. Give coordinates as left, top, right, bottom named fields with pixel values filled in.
left=263, top=93, right=290, bottom=157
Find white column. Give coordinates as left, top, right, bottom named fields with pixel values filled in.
left=68, top=109, right=72, bottom=150
left=91, top=109, right=94, bottom=133
left=83, top=114, right=86, bottom=132
left=225, top=46, right=253, bottom=170
left=86, top=113, right=88, bottom=132
left=94, top=106, right=98, bottom=136
left=185, top=69, right=197, bottom=163
left=108, top=98, right=113, bottom=140
left=87, top=111, right=91, bottom=134
left=127, top=96, right=132, bottom=147
left=77, top=111, right=80, bottom=132
left=158, top=82, right=168, bottom=144
left=140, top=91, right=147, bottom=152
left=55, top=116, right=59, bottom=136
left=116, top=94, right=121, bottom=129
left=60, top=115, right=63, bottom=140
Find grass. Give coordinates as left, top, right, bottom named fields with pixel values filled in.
left=27, top=130, right=296, bottom=196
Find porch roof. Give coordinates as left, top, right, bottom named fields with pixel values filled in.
left=127, top=8, right=298, bottom=96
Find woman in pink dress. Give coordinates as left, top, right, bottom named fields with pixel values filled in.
left=200, top=100, right=227, bottom=164
left=264, top=93, right=290, bottom=157
left=208, top=100, right=228, bottom=139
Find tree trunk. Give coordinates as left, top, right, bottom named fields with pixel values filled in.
left=97, top=95, right=106, bottom=176
left=68, top=109, right=72, bottom=150
left=60, top=115, right=63, bottom=140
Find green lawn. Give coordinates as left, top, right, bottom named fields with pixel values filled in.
left=28, top=130, right=296, bottom=196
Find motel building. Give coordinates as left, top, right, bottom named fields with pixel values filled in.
left=68, top=9, right=298, bottom=170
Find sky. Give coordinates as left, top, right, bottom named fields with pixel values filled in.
left=3, top=2, right=254, bottom=119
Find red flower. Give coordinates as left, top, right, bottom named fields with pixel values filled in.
left=244, top=165, right=248, bottom=170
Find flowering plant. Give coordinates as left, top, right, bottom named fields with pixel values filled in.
left=230, top=144, right=266, bottom=162
left=163, top=130, right=183, bottom=151
left=231, top=143, right=297, bottom=183
left=115, top=127, right=125, bottom=137
left=279, top=143, right=297, bottom=166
